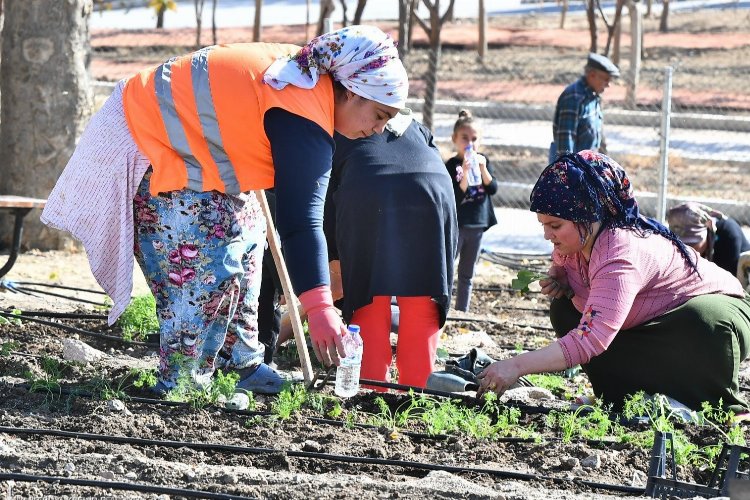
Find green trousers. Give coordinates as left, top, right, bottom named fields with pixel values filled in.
left=550, top=293, right=750, bottom=412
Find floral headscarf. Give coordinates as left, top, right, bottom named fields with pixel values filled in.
left=530, top=150, right=698, bottom=272
left=263, top=25, right=408, bottom=109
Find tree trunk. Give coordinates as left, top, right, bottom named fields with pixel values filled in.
left=625, top=0, right=642, bottom=109
left=156, top=3, right=166, bottom=28
left=422, top=43, right=440, bottom=131
left=478, top=0, right=487, bottom=59
left=559, top=0, right=568, bottom=29
left=0, top=0, right=93, bottom=250
left=211, top=0, right=218, bottom=45
left=194, top=0, right=205, bottom=48
left=305, top=0, right=310, bottom=40
left=414, top=0, right=455, bottom=131
left=397, top=0, right=409, bottom=58
left=586, top=0, right=597, bottom=53
left=353, top=0, right=367, bottom=25
left=338, top=0, right=348, bottom=27
left=659, top=0, right=669, bottom=33
left=645, top=0, right=652, bottom=17
left=604, top=0, right=624, bottom=57
left=316, top=0, right=335, bottom=36
left=253, top=0, right=263, bottom=42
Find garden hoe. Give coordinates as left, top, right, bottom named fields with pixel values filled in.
left=255, top=190, right=314, bottom=384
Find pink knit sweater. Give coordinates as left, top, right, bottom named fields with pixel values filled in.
left=555, top=227, right=744, bottom=367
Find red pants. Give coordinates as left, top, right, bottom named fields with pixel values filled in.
left=350, top=295, right=440, bottom=388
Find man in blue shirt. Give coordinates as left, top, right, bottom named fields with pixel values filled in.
left=549, top=53, right=620, bottom=164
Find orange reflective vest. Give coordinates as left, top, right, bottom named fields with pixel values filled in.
left=123, top=43, right=335, bottom=195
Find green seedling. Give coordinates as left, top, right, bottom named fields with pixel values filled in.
left=525, top=373, right=566, bottom=394
left=306, top=392, right=342, bottom=418
left=0, top=341, right=19, bottom=356
left=117, top=294, right=159, bottom=342
left=163, top=353, right=240, bottom=408
left=0, top=309, right=23, bottom=327
left=273, top=383, right=307, bottom=420
left=511, top=269, right=548, bottom=293
left=25, top=356, right=69, bottom=399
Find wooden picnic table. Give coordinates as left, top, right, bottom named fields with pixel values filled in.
left=0, top=195, right=47, bottom=279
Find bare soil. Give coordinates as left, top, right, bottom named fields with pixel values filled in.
left=1, top=249, right=749, bottom=499
left=2, top=7, right=749, bottom=499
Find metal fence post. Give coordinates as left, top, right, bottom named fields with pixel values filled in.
left=657, top=66, right=673, bottom=224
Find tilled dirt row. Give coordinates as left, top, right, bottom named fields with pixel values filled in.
left=1, top=255, right=749, bottom=498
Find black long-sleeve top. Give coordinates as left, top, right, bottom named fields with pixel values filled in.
left=325, top=121, right=458, bottom=326
left=444, top=155, right=498, bottom=231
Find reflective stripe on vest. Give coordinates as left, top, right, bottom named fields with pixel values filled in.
left=155, top=47, right=241, bottom=194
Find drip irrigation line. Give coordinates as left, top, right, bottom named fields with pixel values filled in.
left=509, top=322, right=555, bottom=332
left=0, top=472, right=254, bottom=500
left=8, top=285, right=108, bottom=306
left=12, top=280, right=108, bottom=295
left=447, top=315, right=554, bottom=332
left=0, top=311, right=147, bottom=346
left=473, top=286, right=542, bottom=295
left=446, top=315, right=504, bottom=324
left=0, top=426, right=645, bottom=495
left=2, top=309, right=108, bottom=320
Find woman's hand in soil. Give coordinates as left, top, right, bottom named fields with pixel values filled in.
left=539, top=266, right=573, bottom=299
left=476, top=359, right=520, bottom=397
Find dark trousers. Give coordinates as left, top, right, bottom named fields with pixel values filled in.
left=258, top=247, right=282, bottom=365
left=550, top=294, right=750, bottom=412
left=455, top=226, right=484, bottom=311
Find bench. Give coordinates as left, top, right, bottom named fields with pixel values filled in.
left=0, top=196, right=47, bottom=279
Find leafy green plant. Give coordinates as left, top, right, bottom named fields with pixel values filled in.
left=163, top=354, right=239, bottom=409
left=117, top=294, right=159, bottom=342
left=546, top=403, right=614, bottom=443
left=306, top=392, right=342, bottom=418
left=525, top=373, right=566, bottom=394
left=272, top=383, right=307, bottom=420
left=0, top=309, right=23, bottom=327
left=0, top=340, right=19, bottom=356
left=91, top=367, right=159, bottom=400
left=511, top=269, right=548, bottom=293
left=25, top=356, right=69, bottom=399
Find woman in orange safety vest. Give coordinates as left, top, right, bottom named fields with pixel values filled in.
left=42, top=25, right=408, bottom=396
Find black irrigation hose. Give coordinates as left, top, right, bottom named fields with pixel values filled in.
left=473, top=286, right=543, bottom=295
left=0, top=311, right=147, bottom=346
left=0, top=472, right=254, bottom=500
left=447, top=315, right=554, bottom=332
left=3, top=309, right=109, bottom=320
left=12, top=280, right=108, bottom=295
left=8, top=285, right=108, bottom=306
left=0, top=426, right=645, bottom=496
left=446, top=315, right=504, bottom=324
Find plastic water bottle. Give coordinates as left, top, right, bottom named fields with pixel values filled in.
left=464, top=144, right=482, bottom=187
left=335, top=324, right=363, bottom=398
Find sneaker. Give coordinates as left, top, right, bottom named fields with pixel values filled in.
left=235, top=363, right=284, bottom=395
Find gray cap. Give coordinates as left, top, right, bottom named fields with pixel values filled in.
left=586, top=53, right=620, bottom=77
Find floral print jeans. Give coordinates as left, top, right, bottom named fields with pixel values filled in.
left=134, top=169, right=266, bottom=389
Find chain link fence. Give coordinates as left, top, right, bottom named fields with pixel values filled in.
left=89, top=2, right=750, bottom=223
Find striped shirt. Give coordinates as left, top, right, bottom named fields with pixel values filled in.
left=556, top=227, right=745, bottom=367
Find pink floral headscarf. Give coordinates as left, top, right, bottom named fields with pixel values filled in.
left=263, top=25, right=408, bottom=109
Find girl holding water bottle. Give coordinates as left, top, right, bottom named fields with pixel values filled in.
left=445, top=109, right=498, bottom=312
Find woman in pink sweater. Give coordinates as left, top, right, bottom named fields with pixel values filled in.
left=478, top=151, right=750, bottom=411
